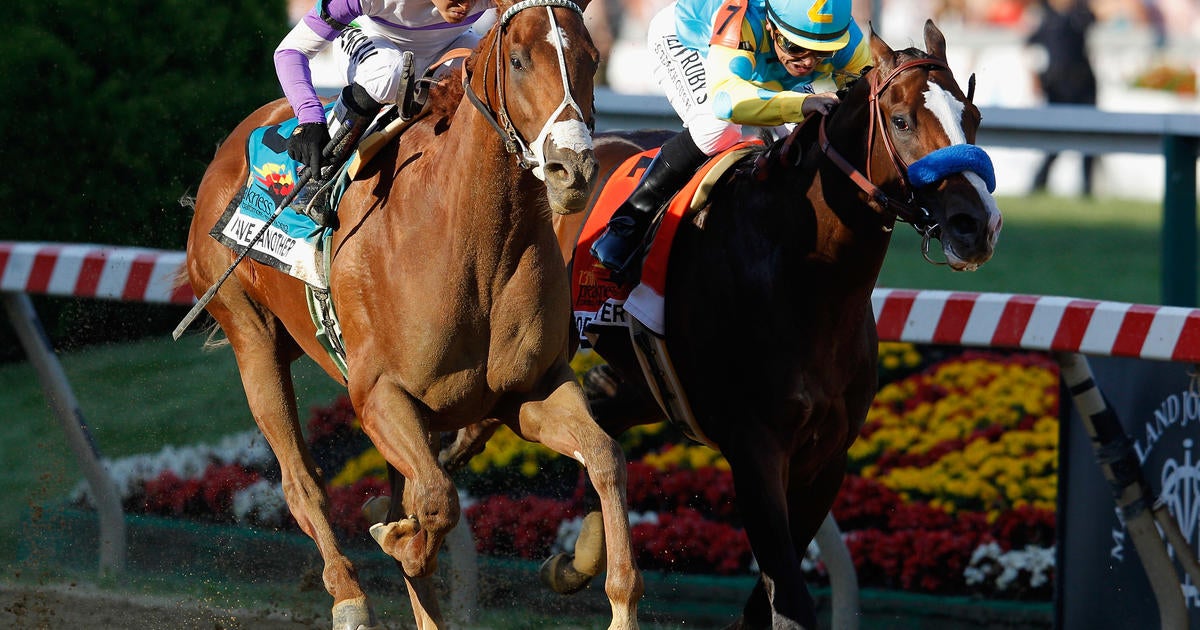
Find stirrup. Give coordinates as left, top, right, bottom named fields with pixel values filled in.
left=591, top=232, right=646, bottom=283
left=295, top=174, right=338, bottom=229
left=396, top=51, right=425, bottom=121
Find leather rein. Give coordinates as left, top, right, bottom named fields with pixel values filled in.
left=461, top=0, right=586, bottom=180
left=817, top=57, right=954, bottom=237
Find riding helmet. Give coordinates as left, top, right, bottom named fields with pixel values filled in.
left=765, top=0, right=852, bottom=51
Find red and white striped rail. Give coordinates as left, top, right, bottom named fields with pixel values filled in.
left=0, top=241, right=194, bottom=305
left=5, top=242, right=1200, bottom=363
left=872, top=288, right=1200, bottom=363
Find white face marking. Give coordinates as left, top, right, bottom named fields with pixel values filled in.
left=922, top=82, right=967, bottom=145
left=942, top=171, right=1003, bottom=269
left=922, top=80, right=1002, bottom=263
left=548, top=26, right=570, bottom=49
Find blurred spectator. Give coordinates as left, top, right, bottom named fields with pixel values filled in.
left=1027, top=0, right=1098, bottom=195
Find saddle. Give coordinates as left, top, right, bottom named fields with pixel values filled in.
left=569, top=140, right=761, bottom=448
left=208, top=50, right=468, bottom=293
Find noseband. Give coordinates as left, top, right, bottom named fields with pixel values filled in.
left=462, top=0, right=587, bottom=180
left=817, top=57, right=997, bottom=264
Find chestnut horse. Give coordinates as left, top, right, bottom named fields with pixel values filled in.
left=182, top=0, right=645, bottom=628
left=530, top=20, right=998, bottom=629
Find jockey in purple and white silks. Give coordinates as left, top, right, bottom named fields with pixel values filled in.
left=275, top=0, right=496, bottom=226
left=590, top=0, right=870, bottom=279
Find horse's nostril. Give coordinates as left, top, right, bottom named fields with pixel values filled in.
left=542, top=161, right=571, bottom=184
left=946, top=213, right=979, bottom=238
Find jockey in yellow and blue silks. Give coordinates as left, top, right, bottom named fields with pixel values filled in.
left=591, top=0, right=870, bottom=279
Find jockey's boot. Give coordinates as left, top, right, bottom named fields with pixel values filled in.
left=294, top=83, right=383, bottom=228
left=590, top=130, right=708, bottom=281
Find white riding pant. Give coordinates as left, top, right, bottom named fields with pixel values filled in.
left=646, top=3, right=791, bottom=155
left=331, top=27, right=481, bottom=106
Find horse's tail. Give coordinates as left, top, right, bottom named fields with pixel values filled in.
left=170, top=246, right=229, bottom=351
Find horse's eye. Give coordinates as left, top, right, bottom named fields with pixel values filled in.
left=510, top=54, right=525, bottom=71
left=891, top=116, right=910, bottom=131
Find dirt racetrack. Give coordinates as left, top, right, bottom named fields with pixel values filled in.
left=0, top=581, right=317, bottom=630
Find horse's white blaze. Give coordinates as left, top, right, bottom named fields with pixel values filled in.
left=922, top=82, right=966, bottom=145
left=942, top=170, right=1003, bottom=267
left=549, top=26, right=570, bottom=49
left=963, top=171, right=1004, bottom=247
left=923, top=79, right=1002, bottom=248
left=527, top=5, right=589, bottom=181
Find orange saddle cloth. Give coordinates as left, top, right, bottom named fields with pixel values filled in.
left=570, top=140, right=761, bottom=345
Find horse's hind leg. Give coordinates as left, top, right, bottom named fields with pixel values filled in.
left=209, top=293, right=380, bottom=630
left=513, top=362, right=643, bottom=630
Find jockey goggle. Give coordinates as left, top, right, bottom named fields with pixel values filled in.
left=768, top=23, right=835, bottom=62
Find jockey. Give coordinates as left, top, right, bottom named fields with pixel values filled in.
left=591, top=0, right=870, bottom=278
left=276, top=0, right=496, bottom=225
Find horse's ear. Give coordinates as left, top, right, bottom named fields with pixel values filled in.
left=923, top=19, right=947, bottom=61
left=867, top=21, right=895, bottom=76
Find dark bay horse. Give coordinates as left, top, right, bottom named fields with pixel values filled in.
left=182, top=0, right=646, bottom=627
left=536, top=20, right=1000, bottom=629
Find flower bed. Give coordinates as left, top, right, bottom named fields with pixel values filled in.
left=71, top=344, right=1058, bottom=601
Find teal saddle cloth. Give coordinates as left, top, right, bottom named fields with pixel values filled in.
left=209, top=104, right=347, bottom=289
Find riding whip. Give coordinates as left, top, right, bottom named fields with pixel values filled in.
left=171, top=126, right=349, bottom=340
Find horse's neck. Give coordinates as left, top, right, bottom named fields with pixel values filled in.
left=441, top=98, right=529, bottom=210
left=809, top=103, right=895, bottom=282
left=432, top=98, right=549, bottom=257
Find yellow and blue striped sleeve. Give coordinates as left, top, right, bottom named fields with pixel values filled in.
left=706, top=41, right=808, bottom=126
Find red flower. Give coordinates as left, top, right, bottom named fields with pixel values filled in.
left=306, top=395, right=358, bottom=443
left=199, top=464, right=262, bottom=518
left=140, top=471, right=203, bottom=517
left=466, top=495, right=576, bottom=559
left=327, top=477, right=390, bottom=538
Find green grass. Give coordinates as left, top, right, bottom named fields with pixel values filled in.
left=880, top=192, right=1169, bottom=304
left=0, top=192, right=1184, bottom=624
left=0, top=333, right=345, bottom=565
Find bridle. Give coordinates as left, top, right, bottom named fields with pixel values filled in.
left=816, top=56, right=994, bottom=264
left=462, top=0, right=588, bottom=181
left=818, top=58, right=953, bottom=236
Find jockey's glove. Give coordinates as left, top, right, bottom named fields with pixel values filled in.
left=288, top=122, right=330, bottom=173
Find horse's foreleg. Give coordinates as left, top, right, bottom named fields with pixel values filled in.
left=438, top=418, right=503, bottom=474
left=723, top=436, right=813, bottom=630
left=515, top=364, right=643, bottom=630
left=353, top=381, right=458, bottom=580
left=381, top=465, right=443, bottom=630
left=219, top=316, right=379, bottom=630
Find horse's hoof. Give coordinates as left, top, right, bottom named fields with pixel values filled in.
left=332, top=596, right=384, bottom=630
left=572, top=511, right=607, bottom=576
left=540, top=553, right=595, bottom=594
left=368, top=516, right=418, bottom=550
left=362, top=495, right=391, bottom=525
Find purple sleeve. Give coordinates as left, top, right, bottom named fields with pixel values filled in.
left=274, top=1, right=365, bottom=125
left=323, top=0, right=366, bottom=31
left=274, top=48, right=325, bottom=125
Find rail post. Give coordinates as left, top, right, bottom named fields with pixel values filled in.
left=2, top=292, right=126, bottom=575
left=1160, top=134, right=1199, bottom=307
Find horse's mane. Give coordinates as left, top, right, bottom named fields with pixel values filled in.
left=406, top=22, right=498, bottom=124
left=424, top=72, right=467, bottom=121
